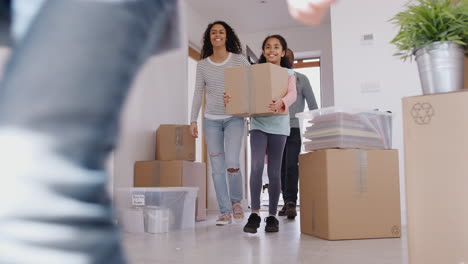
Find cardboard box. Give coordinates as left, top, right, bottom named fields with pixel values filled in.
left=403, top=91, right=468, bottom=264
left=224, top=63, right=289, bottom=117
left=134, top=160, right=206, bottom=221
left=464, top=56, right=467, bottom=89
left=156, top=125, right=195, bottom=161
left=299, top=149, right=401, bottom=240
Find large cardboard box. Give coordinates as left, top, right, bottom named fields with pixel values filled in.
left=156, top=125, right=195, bottom=161
left=299, top=149, right=401, bottom=240
left=224, top=63, right=289, bottom=117
left=134, top=160, right=206, bottom=221
left=403, top=91, right=468, bottom=264
left=464, top=56, right=467, bottom=89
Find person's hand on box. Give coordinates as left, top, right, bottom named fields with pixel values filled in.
left=190, top=122, right=198, bottom=138
left=223, top=92, right=232, bottom=107
left=287, top=0, right=336, bottom=25
left=269, top=99, right=285, bottom=113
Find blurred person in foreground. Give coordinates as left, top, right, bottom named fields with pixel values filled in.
left=0, top=0, right=180, bottom=263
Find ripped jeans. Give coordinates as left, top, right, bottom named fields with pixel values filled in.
left=203, top=116, right=244, bottom=214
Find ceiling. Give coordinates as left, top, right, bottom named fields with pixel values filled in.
left=184, top=0, right=331, bottom=35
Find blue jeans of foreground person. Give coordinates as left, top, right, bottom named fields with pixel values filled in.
left=203, top=116, right=245, bottom=214
left=0, top=0, right=179, bottom=263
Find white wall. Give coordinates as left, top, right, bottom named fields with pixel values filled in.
left=114, top=49, right=189, bottom=189
left=240, top=24, right=335, bottom=107
left=185, top=1, right=209, bottom=51
left=114, top=2, right=189, bottom=189
left=114, top=2, right=226, bottom=212
left=187, top=57, right=203, bottom=163
left=330, top=0, right=423, bottom=225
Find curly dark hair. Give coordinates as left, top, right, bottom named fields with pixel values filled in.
left=258, top=35, right=292, bottom=69
left=200, top=21, right=242, bottom=59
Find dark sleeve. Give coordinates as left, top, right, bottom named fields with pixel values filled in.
left=300, top=74, right=318, bottom=110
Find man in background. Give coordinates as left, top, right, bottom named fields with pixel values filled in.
left=279, top=49, right=318, bottom=219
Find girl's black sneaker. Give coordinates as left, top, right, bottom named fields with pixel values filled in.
left=243, top=213, right=261, bottom=233
left=265, top=216, right=279, bottom=232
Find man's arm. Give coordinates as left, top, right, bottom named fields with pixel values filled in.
left=300, top=74, right=318, bottom=110
left=287, top=0, right=336, bottom=25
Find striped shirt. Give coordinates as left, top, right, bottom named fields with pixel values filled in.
left=190, top=52, right=250, bottom=123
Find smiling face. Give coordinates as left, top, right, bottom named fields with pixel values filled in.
left=210, top=23, right=227, bottom=48
left=262, top=37, right=286, bottom=66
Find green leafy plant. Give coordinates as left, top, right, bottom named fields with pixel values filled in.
left=390, top=0, right=468, bottom=60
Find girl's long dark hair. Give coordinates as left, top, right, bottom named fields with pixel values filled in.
left=258, top=35, right=292, bottom=69
left=200, top=21, right=242, bottom=59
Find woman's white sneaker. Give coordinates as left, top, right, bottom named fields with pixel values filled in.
left=215, top=213, right=232, bottom=226
left=232, top=203, right=244, bottom=223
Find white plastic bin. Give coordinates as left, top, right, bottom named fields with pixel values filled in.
left=115, top=187, right=198, bottom=233
left=144, top=206, right=170, bottom=234
left=119, top=207, right=144, bottom=233
left=296, top=107, right=392, bottom=152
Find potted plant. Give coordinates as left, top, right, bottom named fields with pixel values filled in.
left=390, top=0, right=468, bottom=94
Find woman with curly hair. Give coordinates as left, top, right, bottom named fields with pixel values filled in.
left=190, top=21, right=249, bottom=226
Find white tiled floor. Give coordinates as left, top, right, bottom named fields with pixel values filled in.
left=123, top=212, right=409, bottom=264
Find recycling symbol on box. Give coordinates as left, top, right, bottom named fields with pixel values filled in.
left=411, top=103, right=434, bottom=125
left=391, top=225, right=401, bottom=236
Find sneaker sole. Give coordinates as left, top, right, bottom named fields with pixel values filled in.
left=288, top=214, right=297, bottom=220
left=286, top=211, right=297, bottom=219
left=243, top=227, right=258, bottom=233
left=265, top=227, right=279, bottom=232
left=216, top=221, right=232, bottom=226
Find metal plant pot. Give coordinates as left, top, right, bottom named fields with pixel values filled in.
left=415, top=41, right=465, bottom=95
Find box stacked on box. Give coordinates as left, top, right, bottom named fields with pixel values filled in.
left=155, top=125, right=195, bottom=161
left=296, top=107, right=401, bottom=240
left=133, top=159, right=206, bottom=222
left=129, top=124, right=206, bottom=231
left=299, top=149, right=401, bottom=240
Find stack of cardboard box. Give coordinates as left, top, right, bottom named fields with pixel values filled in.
left=403, top=91, right=468, bottom=263
left=297, top=108, right=401, bottom=240
left=133, top=125, right=207, bottom=221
